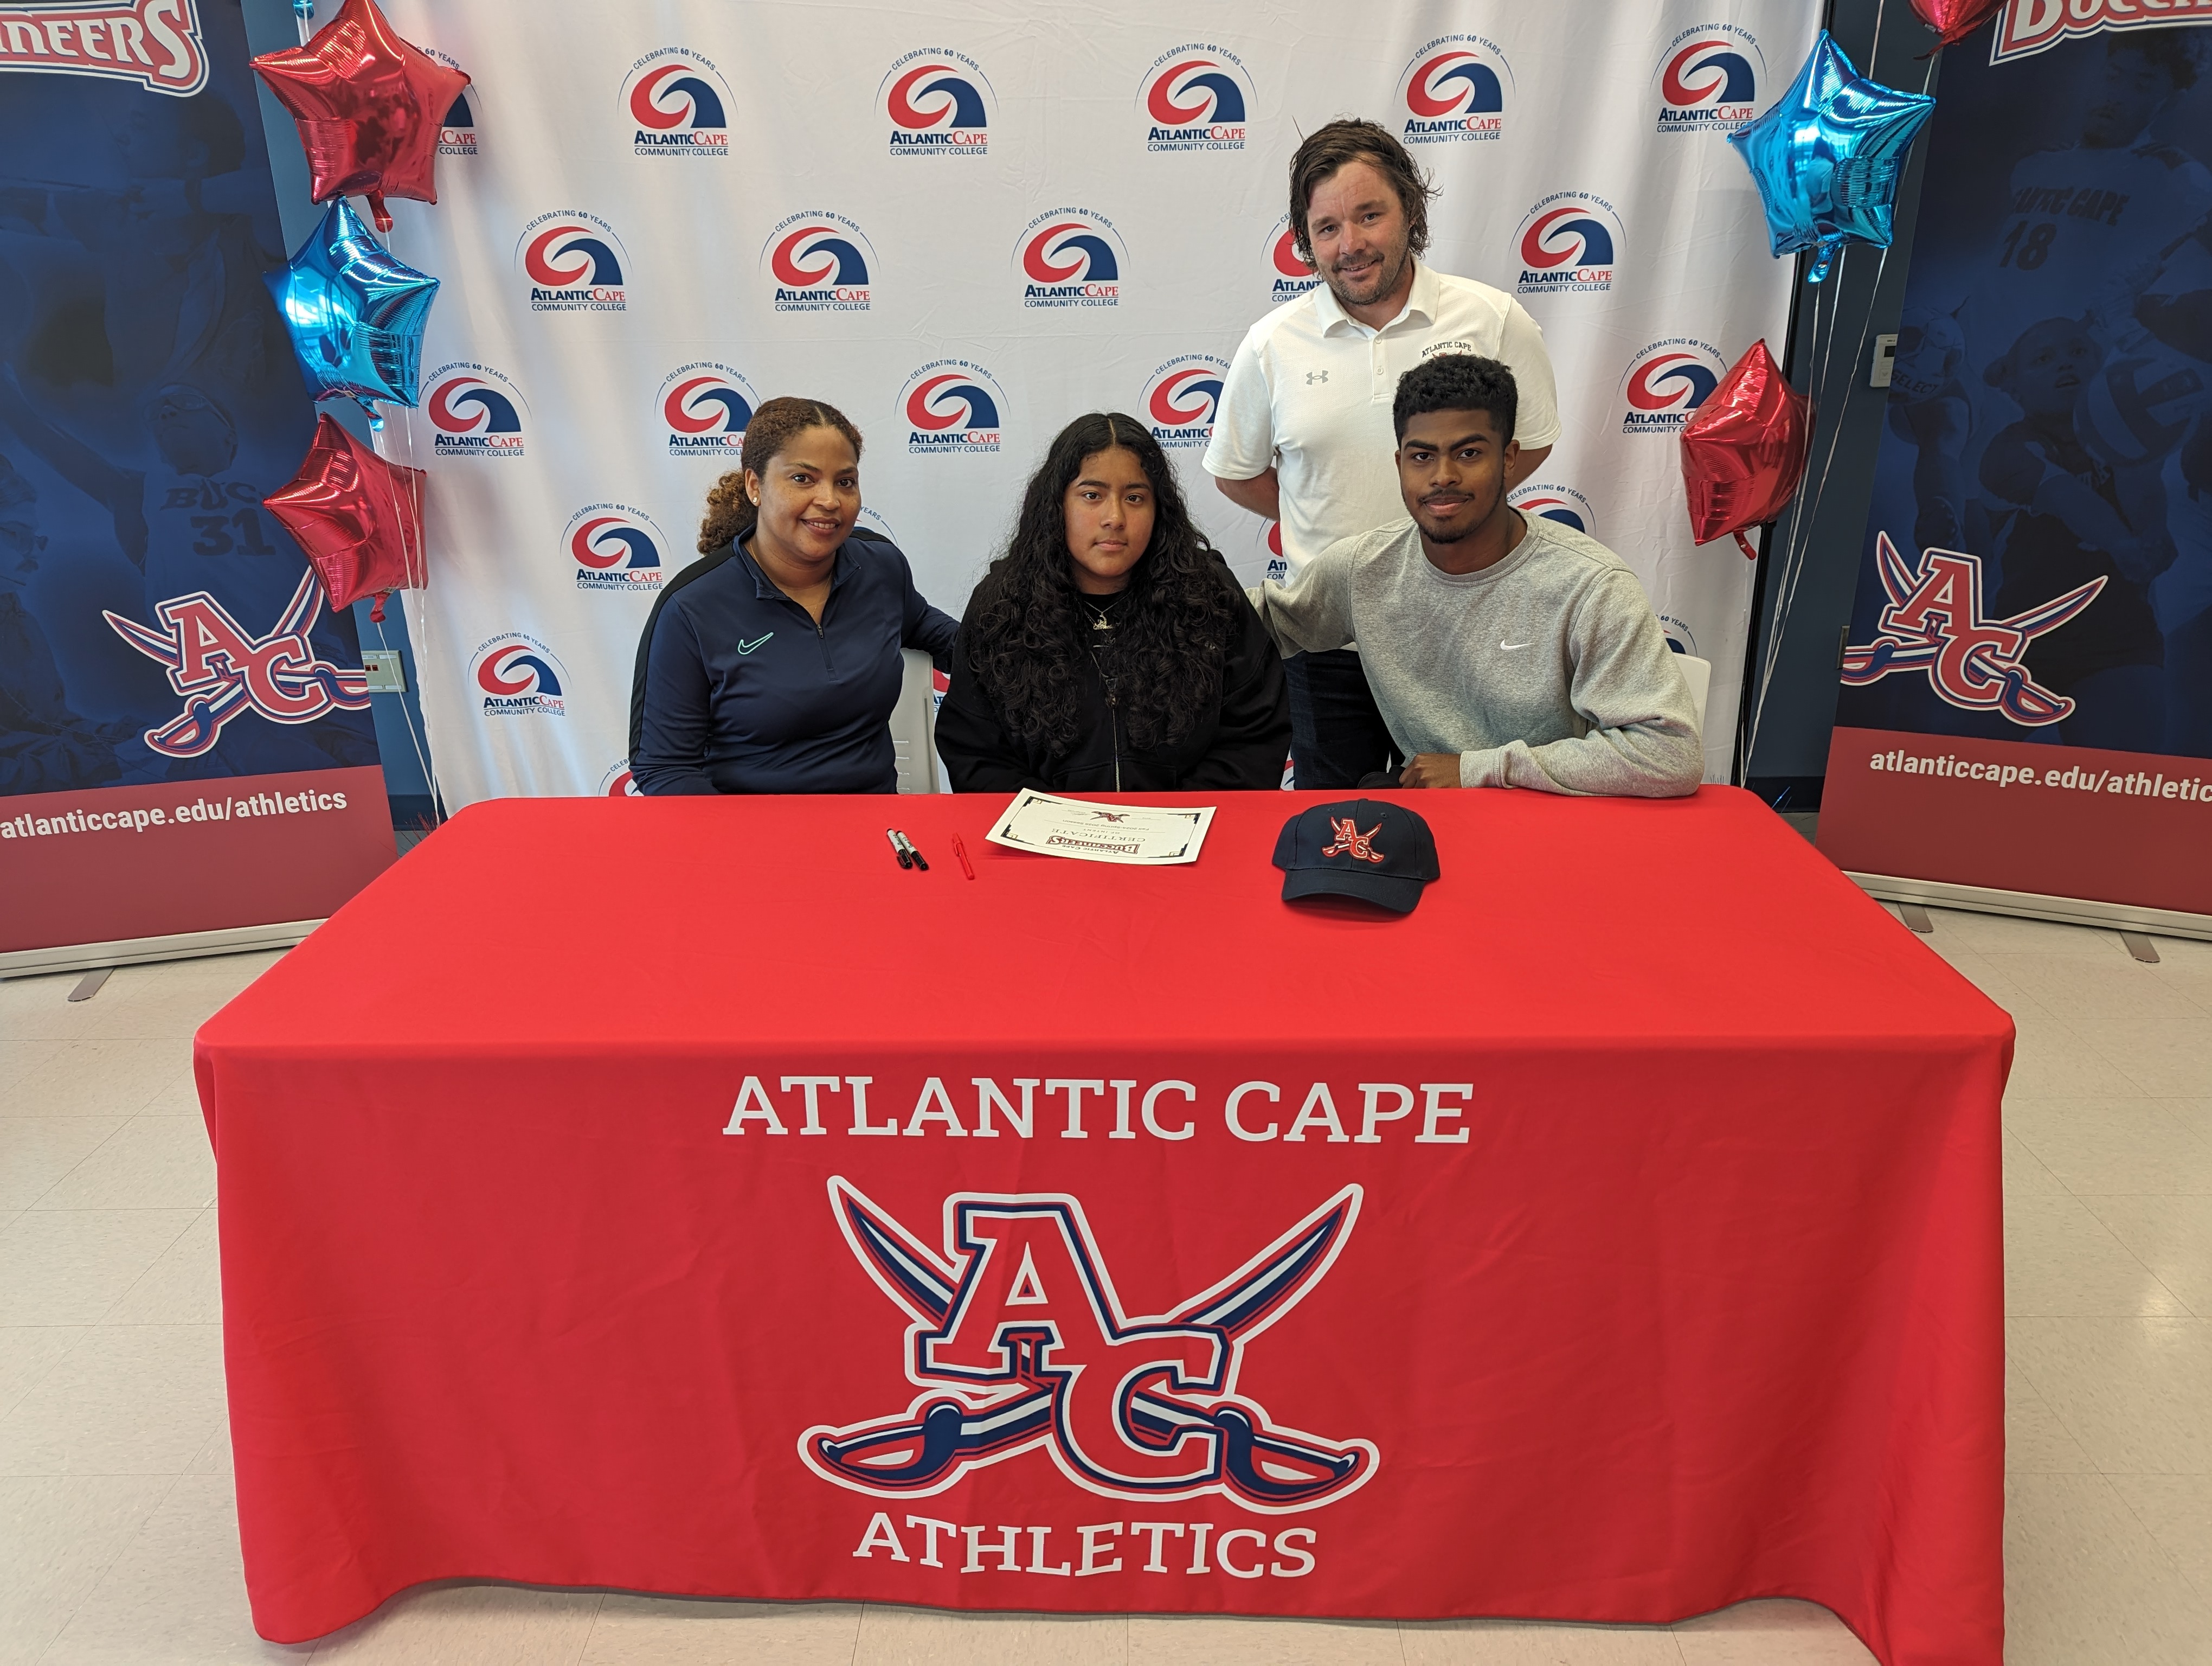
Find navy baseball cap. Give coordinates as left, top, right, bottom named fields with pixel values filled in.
left=1272, top=799, right=1441, bottom=915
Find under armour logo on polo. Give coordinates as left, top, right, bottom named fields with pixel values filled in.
left=1321, top=817, right=1384, bottom=864
left=1305, top=370, right=1328, bottom=385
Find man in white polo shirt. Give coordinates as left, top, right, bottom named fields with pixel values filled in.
left=1206, top=118, right=1561, bottom=789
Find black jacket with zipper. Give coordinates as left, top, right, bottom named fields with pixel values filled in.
left=934, top=567, right=1290, bottom=793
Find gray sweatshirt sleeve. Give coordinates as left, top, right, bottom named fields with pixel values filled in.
left=1458, top=570, right=1704, bottom=797
left=1246, top=537, right=1359, bottom=658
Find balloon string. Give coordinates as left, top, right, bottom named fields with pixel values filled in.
left=370, top=402, right=444, bottom=822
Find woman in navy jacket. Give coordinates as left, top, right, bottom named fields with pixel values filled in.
left=629, top=398, right=957, bottom=794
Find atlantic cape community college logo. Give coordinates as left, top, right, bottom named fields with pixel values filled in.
left=1509, top=482, right=1597, bottom=540
left=1265, top=216, right=1320, bottom=305
left=426, top=363, right=525, bottom=460
left=805, top=1178, right=1377, bottom=1518
left=880, top=48, right=991, bottom=157
left=470, top=632, right=565, bottom=716
left=901, top=361, right=1004, bottom=454
left=1514, top=194, right=1619, bottom=297
left=0, top=0, right=210, bottom=96
left=1654, top=24, right=1761, bottom=135
left=1396, top=35, right=1510, bottom=145
left=621, top=49, right=730, bottom=157
left=564, top=504, right=665, bottom=593
left=1144, top=356, right=1227, bottom=451
left=1619, top=339, right=1724, bottom=434
left=103, top=574, right=371, bottom=759
left=1017, top=209, right=1125, bottom=309
left=658, top=362, right=756, bottom=458
left=765, top=212, right=874, bottom=313
left=1841, top=533, right=2106, bottom=725
left=599, top=760, right=641, bottom=797
left=431, top=49, right=475, bottom=153
left=518, top=212, right=627, bottom=312
left=1139, top=45, right=1251, bottom=152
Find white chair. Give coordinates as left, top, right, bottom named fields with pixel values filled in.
left=891, top=648, right=943, bottom=793
left=1673, top=652, right=1712, bottom=734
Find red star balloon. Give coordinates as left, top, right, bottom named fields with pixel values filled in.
left=264, top=414, right=427, bottom=621
left=252, top=0, right=470, bottom=233
left=1680, top=340, right=1814, bottom=560
left=1909, top=0, right=2006, bottom=49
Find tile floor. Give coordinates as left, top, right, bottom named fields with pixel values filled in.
left=2, top=906, right=2208, bottom=1664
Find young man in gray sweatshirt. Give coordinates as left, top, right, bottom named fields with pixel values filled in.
left=1248, top=354, right=1703, bottom=797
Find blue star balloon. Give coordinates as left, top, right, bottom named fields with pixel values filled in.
left=266, top=198, right=440, bottom=411
left=1728, top=33, right=1935, bottom=283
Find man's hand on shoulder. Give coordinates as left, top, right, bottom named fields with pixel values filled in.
left=1399, top=753, right=1462, bottom=790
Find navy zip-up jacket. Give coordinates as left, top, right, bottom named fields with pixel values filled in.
left=628, top=530, right=959, bottom=795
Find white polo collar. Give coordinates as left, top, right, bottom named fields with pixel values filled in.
left=1310, top=258, right=1439, bottom=338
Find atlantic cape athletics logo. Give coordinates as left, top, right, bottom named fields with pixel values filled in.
left=517, top=211, right=627, bottom=312
left=1138, top=44, right=1251, bottom=152
left=1509, top=481, right=1597, bottom=540
left=621, top=49, right=730, bottom=157
left=1654, top=24, right=1761, bottom=135
left=1514, top=194, right=1619, bottom=297
left=1619, top=339, right=1724, bottom=434
left=901, top=361, right=1005, bottom=454
left=1396, top=35, right=1510, bottom=145
left=430, top=49, right=475, bottom=153
left=1841, top=533, right=2106, bottom=725
left=564, top=504, right=665, bottom=593
left=102, top=573, right=370, bottom=758
left=1017, top=209, right=1125, bottom=309
left=1264, top=216, right=1320, bottom=305
left=0, top=0, right=210, bottom=97
left=803, top=1178, right=1377, bottom=1514
left=880, top=47, right=992, bottom=157
left=658, top=362, right=755, bottom=458
left=426, top=362, right=525, bottom=459
left=1143, top=356, right=1227, bottom=450
left=764, top=212, right=874, bottom=313
left=470, top=632, right=565, bottom=716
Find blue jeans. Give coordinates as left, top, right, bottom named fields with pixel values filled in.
left=1285, top=650, right=1399, bottom=790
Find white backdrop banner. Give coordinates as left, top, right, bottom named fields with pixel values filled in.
left=363, top=0, right=1818, bottom=805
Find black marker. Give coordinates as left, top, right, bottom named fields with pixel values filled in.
left=893, top=830, right=929, bottom=871
left=884, top=828, right=912, bottom=869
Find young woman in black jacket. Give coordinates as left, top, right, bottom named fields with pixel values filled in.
left=935, top=412, right=1290, bottom=792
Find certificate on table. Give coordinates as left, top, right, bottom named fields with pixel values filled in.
left=983, top=789, right=1215, bottom=865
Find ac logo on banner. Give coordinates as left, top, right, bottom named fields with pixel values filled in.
left=426, top=362, right=526, bottom=460
left=1264, top=216, right=1320, bottom=305
left=1514, top=194, right=1620, bottom=297
left=103, top=573, right=370, bottom=758
left=902, top=361, right=1005, bottom=455
left=658, top=362, right=756, bottom=459
left=802, top=1178, right=1377, bottom=1511
left=1139, top=44, right=1251, bottom=152
left=1395, top=34, right=1511, bottom=145
left=518, top=212, right=627, bottom=312
left=1018, top=209, right=1125, bottom=309
left=766, top=212, right=874, bottom=312
left=430, top=48, right=474, bottom=153
left=1654, top=24, right=1761, bottom=134
left=1619, top=339, right=1725, bottom=434
left=1509, top=482, right=1598, bottom=541
left=599, top=761, right=641, bottom=797
left=565, top=504, right=664, bottom=594
left=1840, top=532, right=2106, bottom=725
left=0, top=0, right=208, bottom=97
left=880, top=47, right=992, bottom=157
left=621, top=48, right=730, bottom=157
left=471, top=632, right=566, bottom=717
left=1144, top=356, right=1227, bottom=450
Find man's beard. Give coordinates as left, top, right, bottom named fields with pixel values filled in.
left=1325, top=240, right=1412, bottom=310
left=1414, top=488, right=1500, bottom=543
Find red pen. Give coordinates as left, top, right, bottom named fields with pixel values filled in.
left=951, top=834, right=976, bottom=880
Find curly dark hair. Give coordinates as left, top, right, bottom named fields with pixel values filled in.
left=962, top=413, right=1240, bottom=754
left=1393, top=353, right=1517, bottom=443
left=697, top=396, right=863, bottom=553
left=1287, top=118, right=1437, bottom=270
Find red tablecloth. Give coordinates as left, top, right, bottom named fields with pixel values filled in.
left=196, top=787, right=2009, bottom=1663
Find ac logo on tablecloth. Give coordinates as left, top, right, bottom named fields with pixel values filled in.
left=1840, top=533, right=2105, bottom=725
left=801, top=1179, right=1377, bottom=1511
